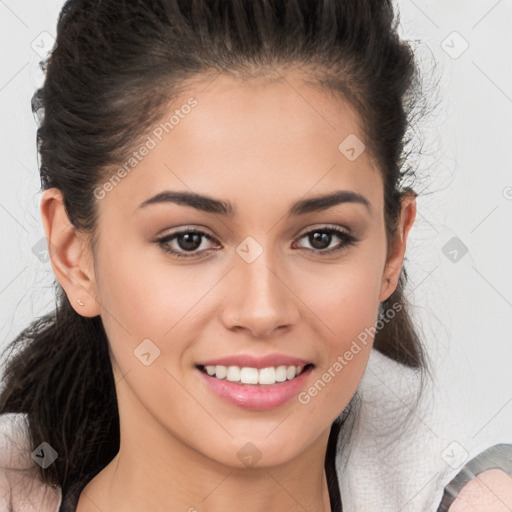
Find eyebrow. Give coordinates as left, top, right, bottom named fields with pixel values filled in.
left=137, top=189, right=372, bottom=217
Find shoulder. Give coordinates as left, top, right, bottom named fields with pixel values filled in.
left=438, top=444, right=512, bottom=512
left=0, top=412, right=62, bottom=512
left=337, top=350, right=512, bottom=512
left=336, top=349, right=446, bottom=511
left=447, top=469, right=512, bottom=511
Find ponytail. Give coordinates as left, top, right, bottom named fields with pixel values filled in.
left=0, top=283, right=119, bottom=491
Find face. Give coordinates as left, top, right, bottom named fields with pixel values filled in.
left=52, top=72, right=411, bottom=470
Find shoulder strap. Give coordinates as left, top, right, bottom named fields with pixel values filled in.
left=436, top=443, right=512, bottom=512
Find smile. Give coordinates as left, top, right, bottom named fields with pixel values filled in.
left=198, top=364, right=311, bottom=385
left=196, top=363, right=314, bottom=410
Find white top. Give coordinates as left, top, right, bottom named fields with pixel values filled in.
left=0, top=348, right=510, bottom=511
left=0, top=413, right=60, bottom=511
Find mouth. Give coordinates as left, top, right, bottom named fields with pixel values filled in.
left=196, top=363, right=314, bottom=385
left=195, top=363, right=315, bottom=410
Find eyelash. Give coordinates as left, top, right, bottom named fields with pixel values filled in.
left=155, top=226, right=359, bottom=259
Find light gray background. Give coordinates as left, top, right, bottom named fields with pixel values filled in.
left=1, top=0, right=511, bottom=460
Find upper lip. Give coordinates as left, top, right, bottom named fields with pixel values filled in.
left=196, top=353, right=312, bottom=369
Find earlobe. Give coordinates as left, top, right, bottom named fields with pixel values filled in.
left=40, top=188, right=100, bottom=318
left=378, top=190, right=417, bottom=302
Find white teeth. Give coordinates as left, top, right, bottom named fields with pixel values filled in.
left=226, top=366, right=240, bottom=382
left=240, top=367, right=259, bottom=384
left=275, top=365, right=287, bottom=382
left=203, top=364, right=306, bottom=384
left=258, top=367, right=276, bottom=385
left=214, top=365, right=227, bottom=379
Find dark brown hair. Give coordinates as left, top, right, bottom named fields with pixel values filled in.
left=0, top=1, right=431, bottom=510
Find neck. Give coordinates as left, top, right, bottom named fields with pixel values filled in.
left=78, top=444, right=332, bottom=512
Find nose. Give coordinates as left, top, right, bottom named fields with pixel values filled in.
left=220, top=249, right=300, bottom=339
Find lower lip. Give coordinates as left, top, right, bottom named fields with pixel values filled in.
left=197, top=366, right=313, bottom=410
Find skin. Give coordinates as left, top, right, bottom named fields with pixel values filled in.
left=448, top=470, right=512, bottom=512
left=41, top=71, right=417, bottom=512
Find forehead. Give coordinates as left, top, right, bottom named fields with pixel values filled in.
left=171, top=71, right=369, bottom=162
left=96, top=72, right=383, bottom=218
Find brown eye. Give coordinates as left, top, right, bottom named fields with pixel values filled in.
left=293, top=227, right=358, bottom=255
left=156, top=229, right=219, bottom=259
left=175, top=232, right=203, bottom=251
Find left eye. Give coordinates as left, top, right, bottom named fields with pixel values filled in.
left=293, top=227, right=358, bottom=254
left=156, top=226, right=358, bottom=259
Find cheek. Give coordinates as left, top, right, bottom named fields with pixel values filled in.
left=295, top=246, right=385, bottom=406
left=299, top=249, right=385, bottom=343
left=93, top=238, right=227, bottom=381
left=94, top=239, right=209, bottom=335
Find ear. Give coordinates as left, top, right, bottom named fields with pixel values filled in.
left=40, top=188, right=101, bottom=317
left=378, top=190, right=417, bottom=302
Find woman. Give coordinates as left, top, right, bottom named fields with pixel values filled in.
left=1, top=0, right=511, bottom=511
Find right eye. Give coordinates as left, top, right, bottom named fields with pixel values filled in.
left=155, top=228, right=221, bottom=259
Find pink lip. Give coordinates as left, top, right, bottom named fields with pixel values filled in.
left=196, top=353, right=311, bottom=369
left=197, top=365, right=314, bottom=410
